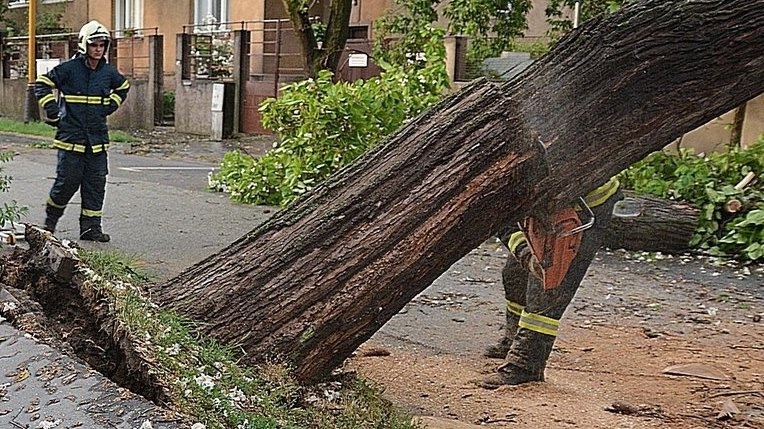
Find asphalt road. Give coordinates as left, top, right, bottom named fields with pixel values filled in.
left=2, top=135, right=272, bottom=280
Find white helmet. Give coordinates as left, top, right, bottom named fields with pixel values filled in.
left=77, top=20, right=111, bottom=54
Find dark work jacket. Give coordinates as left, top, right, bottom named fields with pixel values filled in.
left=34, top=53, right=130, bottom=153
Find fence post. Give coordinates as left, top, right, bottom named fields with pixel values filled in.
left=274, top=20, right=282, bottom=95
left=177, top=33, right=191, bottom=82
left=149, top=34, right=164, bottom=127
left=232, top=29, right=250, bottom=135
left=109, top=36, right=119, bottom=70
left=0, top=31, right=8, bottom=79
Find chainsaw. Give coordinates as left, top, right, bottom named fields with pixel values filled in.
left=521, top=197, right=594, bottom=290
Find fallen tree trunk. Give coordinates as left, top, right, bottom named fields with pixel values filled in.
left=152, top=0, right=764, bottom=383
left=604, top=192, right=699, bottom=254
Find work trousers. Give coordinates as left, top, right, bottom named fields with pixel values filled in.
left=45, top=149, right=108, bottom=232
left=499, top=189, right=622, bottom=376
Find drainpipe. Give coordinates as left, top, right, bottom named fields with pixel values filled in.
left=24, top=0, right=39, bottom=123
left=350, top=0, right=360, bottom=24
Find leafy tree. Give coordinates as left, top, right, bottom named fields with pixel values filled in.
left=546, top=0, right=626, bottom=37
left=211, top=51, right=448, bottom=206
left=373, top=0, right=629, bottom=78
left=445, top=0, right=533, bottom=62
left=284, top=0, right=627, bottom=78
left=283, top=0, right=353, bottom=78
left=372, top=0, right=442, bottom=71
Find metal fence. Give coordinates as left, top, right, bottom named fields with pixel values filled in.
left=180, top=19, right=305, bottom=82
left=181, top=20, right=240, bottom=80
left=2, top=32, right=77, bottom=79
left=1, top=28, right=163, bottom=80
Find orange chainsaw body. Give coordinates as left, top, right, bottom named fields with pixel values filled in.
left=524, top=207, right=583, bottom=290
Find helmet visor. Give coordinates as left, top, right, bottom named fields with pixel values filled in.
left=88, top=36, right=109, bottom=45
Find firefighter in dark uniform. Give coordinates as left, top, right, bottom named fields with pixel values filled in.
left=481, top=177, right=622, bottom=387
left=35, top=20, right=130, bottom=242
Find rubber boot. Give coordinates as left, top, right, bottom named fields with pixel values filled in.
left=80, top=226, right=111, bottom=242
left=44, top=205, right=63, bottom=234
left=43, top=217, right=57, bottom=234
left=479, top=328, right=554, bottom=388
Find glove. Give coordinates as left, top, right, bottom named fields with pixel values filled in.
left=514, top=243, right=544, bottom=280
left=44, top=116, right=59, bottom=128
left=43, top=104, right=60, bottom=127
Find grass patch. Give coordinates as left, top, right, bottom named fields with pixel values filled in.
left=79, top=249, right=417, bottom=429
left=0, top=117, right=57, bottom=138
left=0, top=118, right=138, bottom=143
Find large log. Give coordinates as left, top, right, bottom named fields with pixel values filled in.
left=151, top=0, right=764, bottom=383
left=605, top=192, right=699, bottom=254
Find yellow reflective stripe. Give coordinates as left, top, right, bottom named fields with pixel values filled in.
left=582, top=177, right=620, bottom=208
left=506, top=300, right=524, bottom=317
left=116, top=80, right=130, bottom=90
left=38, top=93, right=56, bottom=106
left=63, top=94, right=109, bottom=104
left=110, top=93, right=123, bottom=106
left=53, top=140, right=86, bottom=153
left=81, top=209, right=103, bottom=217
left=36, top=75, right=55, bottom=88
left=518, top=311, right=559, bottom=337
left=46, top=197, right=66, bottom=209
left=52, top=140, right=108, bottom=153
left=507, top=231, right=527, bottom=254
left=91, top=144, right=109, bottom=153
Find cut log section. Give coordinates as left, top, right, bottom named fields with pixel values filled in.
left=604, top=192, right=699, bottom=254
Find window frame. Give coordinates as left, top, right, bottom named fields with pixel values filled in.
left=194, top=0, right=229, bottom=30
left=114, top=0, right=144, bottom=36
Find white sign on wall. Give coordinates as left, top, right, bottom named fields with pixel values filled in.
left=36, top=59, right=61, bottom=77
left=348, top=53, right=368, bottom=68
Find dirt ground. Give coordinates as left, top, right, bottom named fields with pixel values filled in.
left=345, top=245, right=764, bottom=429
left=118, top=129, right=764, bottom=429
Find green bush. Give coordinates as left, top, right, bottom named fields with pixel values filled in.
left=0, top=151, right=28, bottom=233
left=162, top=91, right=175, bottom=120
left=210, top=62, right=448, bottom=207
left=619, top=137, right=764, bottom=260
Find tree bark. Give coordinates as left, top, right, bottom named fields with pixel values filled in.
left=604, top=192, right=699, bottom=254
left=152, top=0, right=764, bottom=383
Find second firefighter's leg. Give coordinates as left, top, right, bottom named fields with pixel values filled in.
left=45, top=150, right=85, bottom=233
left=484, top=254, right=528, bottom=358
left=482, top=194, right=620, bottom=387
left=79, top=152, right=110, bottom=242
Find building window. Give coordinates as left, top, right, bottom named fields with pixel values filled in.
left=115, top=0, right=144, bottom=36
left=194, top=0, right=229, bottom=30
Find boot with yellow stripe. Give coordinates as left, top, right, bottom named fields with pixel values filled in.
left=80, top=227, right=111, bottom=242
left=479, top=311, right=558, bottom=388
left=80, top=214, right=110, bottom=242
